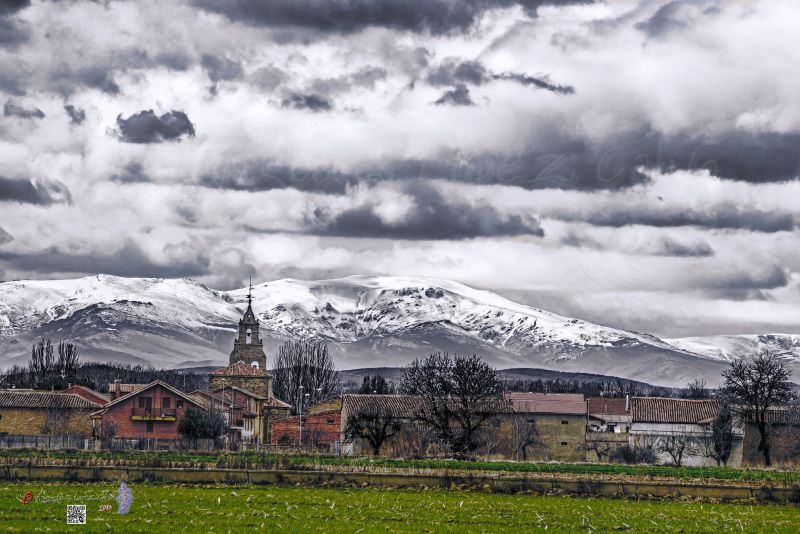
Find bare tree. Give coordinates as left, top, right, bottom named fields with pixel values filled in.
left=99, top=420, right=118, bottom=442
left=358, top=375, right=395, bottom=394
left=604, top=378, right=640, bottom=398
left=401, top=352, right=504, bottom=460
left=29, top=338, right=54, bottom=386
left=720, top=352, right=796, bottom=466
left=56, top=341, right=80, bottom=379
left=343, top=407, right=403, bottom=455
left=41, top=408, right=69, bottom=435
left=683, top=378, right=710, bottom=399
left=655, top=433, right=699, bottom=467
left=272, top=340, right=340, bottom=415
left=698, top=404, right=734, bottom=466
left=510, top=414, right=540, bottom=461
left=584, top=435, right=616, bottom=463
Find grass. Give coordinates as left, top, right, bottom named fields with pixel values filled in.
left=2, top=449, right=797, bottom=486
left=0, top=481, right=798, bottom=533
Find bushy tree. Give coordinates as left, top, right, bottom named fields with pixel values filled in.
left=178, top=407, right=226, bottom=439
left=401, top=352, right=504, bottom=460
left=358, top=375, right=394, bottom=394
left=272, top=340, right=340, bottom=415
left=721, top=352, right=796, bottom=466
left=700, top=404, right=734, bottom=466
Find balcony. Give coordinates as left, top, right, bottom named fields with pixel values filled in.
left=131, top=407, right=177, bottom=421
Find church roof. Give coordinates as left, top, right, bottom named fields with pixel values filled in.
left=209, top=361, right=269, bottom=377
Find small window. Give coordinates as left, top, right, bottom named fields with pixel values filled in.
left=138, top=397, right=146, bottom=408
left=177, top=400, right=184, bottom=408
left=561, top=420, right=569, bottom=425
left=326, top=419, right=334, bottom=425
left=146, top=422, right=154, bottom=433
left=162, top=397, right=171, bottom=409
left=561, top=441, right=568, bottom=446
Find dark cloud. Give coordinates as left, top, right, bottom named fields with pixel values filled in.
left=3, top=100, right=43, bottom=119
left=110, top=162, right=150, bottom=184
left=427, top=58, right=574, bottom=94
left=310, top=181, right=544, bottom=239
left=251, top=65, right=289, bottom=91
left=115, top=109, right=196, bottom=143
left=281, top=92, right=332, bottom=111
left=154, top=52, right=193, bottom=71
left=193, top=0, right=594, bottom=36
left=201, top=54, right=244, bottom=82
left=0, top=68, right=26, bottom=96
left=310, top=66, right=387, bottom=95
left=63, top=104, right=85, bottom=125
left=0, top=13, right=29, bottom=48
left=435, top=83, right=474, bottom=106
left=199, top=159, right=354, bottom=194
left=0, top=241, right=210, bottom=278
left=563, top=204, right=795, bottom=233
left=702, top=265, right=788, bottom=292
left=0, top=1, right=30, bottom=15
left=649, top=237, right=714, bottom=257
left=71, top=66, right=120, bottom=94
left=0, top=226, right=12, bottom=245
left=0, top=176, right=71, bottom=205
left=635, top=0, right=718, bottom=39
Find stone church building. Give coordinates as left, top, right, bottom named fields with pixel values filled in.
left=206, top=287, right=291, bottom=444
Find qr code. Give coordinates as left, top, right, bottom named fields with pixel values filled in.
left=67, top=504, right=86, bottom=525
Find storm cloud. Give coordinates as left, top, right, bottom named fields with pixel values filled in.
left=427, top=58, right=575, bottom=95
left=0, top=177, right=70, bottom=205
left=3, top=100, right=44, bottom=119
left=115, top=110, right=196, bottom=143
left=311, top=182, right=544, bottom=239
left=63, top=104, right=85, bottom=125
left=280, top=92, right=333, bottom=111
left=193, top=0, right=596, bottom=36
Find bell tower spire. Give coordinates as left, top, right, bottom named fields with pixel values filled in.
left=229, top=279, right=266, bottom=369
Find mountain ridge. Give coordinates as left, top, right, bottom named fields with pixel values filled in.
left=1, top=274, right=793, bottom=387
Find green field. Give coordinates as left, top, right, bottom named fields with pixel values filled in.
left=2, top=449, right=798, bottom=486
left=0, top=481, right=798, bottom=533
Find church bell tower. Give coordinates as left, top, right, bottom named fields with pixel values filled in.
left=229, top=280, right=267, bottom=369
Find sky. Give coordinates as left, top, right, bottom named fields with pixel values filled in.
left=1, top=0, right=800, bottom=338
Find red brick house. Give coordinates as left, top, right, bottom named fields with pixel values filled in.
left=90, top=380, right=206, bottom=439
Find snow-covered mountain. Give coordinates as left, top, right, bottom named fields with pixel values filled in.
left=0, top=274, right=741, bottom=386
left=667, top=334, right=800, bottom=366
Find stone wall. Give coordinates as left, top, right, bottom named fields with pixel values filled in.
left=0, top=408, right=93, bottom=435
left=209, top=376, right=268, bottom=398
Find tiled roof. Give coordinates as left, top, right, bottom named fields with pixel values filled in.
left=91, top=380, right=205, bottom=417
left=0, top=391, right=103, bottom=409
left=631, top=397, right=722, bottom=424
left=341, top=394, right=423, bottom=419
left=209, top=361, right=268, bottom=377
left=265, top=397, right=292, bottom=409
left=505, top=392, right=587, bottom=415
left=108, top=383, right=147, bottom=394
left=59, top=385, right=109, bottom=405
left=587, top=397, right=630, bottom=417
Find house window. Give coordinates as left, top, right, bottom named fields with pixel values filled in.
left=326, top=419, right=334, bottom=425
left=162, top=397, right=171, bottom=409
left=177, top=400, right=184, bottom=408
left=146, top=422, right=154, bottom=433
left=561, top=442, right=568, bottom=446
left=561, top=420, right=569, bottom=425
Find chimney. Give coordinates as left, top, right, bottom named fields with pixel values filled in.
left=115, top=382, right=121, bottom=400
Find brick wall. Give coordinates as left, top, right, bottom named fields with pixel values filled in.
left=271, top=410, right=341, bottom=449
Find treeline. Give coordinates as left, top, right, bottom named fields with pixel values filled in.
left=503, top=378, right=678, bottom=398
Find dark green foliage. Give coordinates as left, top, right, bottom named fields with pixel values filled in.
left=178, top=407, right=225, bottom=439
left=358, top=374, right=395, bottom=394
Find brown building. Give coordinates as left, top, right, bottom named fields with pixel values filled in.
left=504, top=392, right=588, bottom=462
left=107, top=383, right=147, bottom=401
left=0, top=391, right=103, bottom=435
left=59, top=385, right=109, bottom=406
left=192, top=386, right=290, bottom=445
left=90, top=380, right=206, bottom=439
left=587, top=397, right=631, bottom=433
left=272, top=397, right=342, bottom=450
